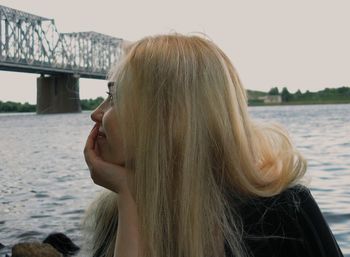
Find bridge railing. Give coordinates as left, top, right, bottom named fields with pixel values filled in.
left=0, top=5, right=123, bottom=78
left=61, top=32, right=122, bottom=74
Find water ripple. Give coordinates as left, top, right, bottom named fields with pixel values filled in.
left=17, top=231, right=43, bottom=238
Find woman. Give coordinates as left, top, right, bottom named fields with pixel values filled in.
left=83, top=34, right=343, bottom=257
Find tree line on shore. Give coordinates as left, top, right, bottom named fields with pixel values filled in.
left=1, top=86, right=350, bottom=112
left=271, top=86, right=350, bottom=102
left=248, top=86, right=350, bottom=105
left=0, top=97, right=104, bottom=113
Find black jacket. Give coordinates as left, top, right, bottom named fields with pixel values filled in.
left=226, top=185, right=344, bottom=257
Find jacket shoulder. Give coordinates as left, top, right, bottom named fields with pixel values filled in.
left=235, top=184, right=344, bottom=257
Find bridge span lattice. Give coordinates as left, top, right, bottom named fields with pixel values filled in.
left=0, top=5, right=123, bottom=79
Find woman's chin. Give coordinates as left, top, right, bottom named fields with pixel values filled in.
left=97, top=147, right=126, bottom=167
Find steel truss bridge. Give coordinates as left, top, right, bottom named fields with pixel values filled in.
left=0, top=5, right=123, bottom=79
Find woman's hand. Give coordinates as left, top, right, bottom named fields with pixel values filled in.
left=84, top=125, right=141, bottom=257
left=84, top=124, right=130, bottom=195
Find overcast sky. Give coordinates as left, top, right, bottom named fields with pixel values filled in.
left=1, top=0, right=350, bottom=104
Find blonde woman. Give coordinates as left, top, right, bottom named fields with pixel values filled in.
left=83, top=34, right=343, bottom=257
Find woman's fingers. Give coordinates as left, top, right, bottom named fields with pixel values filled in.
left=87, top=124, right=99, bottom=149
left=84, top=124, right=100, bottom=169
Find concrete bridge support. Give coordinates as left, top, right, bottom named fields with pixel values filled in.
left=36, top=74, right=81, bottom=114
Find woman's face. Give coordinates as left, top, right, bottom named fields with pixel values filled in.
left=90, top=84, right=126, bottom=166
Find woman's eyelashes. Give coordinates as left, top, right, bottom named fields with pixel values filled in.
left=106, top=91, right=113, bottom=106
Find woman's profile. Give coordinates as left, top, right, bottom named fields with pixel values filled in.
left=82, top=34, right=343, bottom=257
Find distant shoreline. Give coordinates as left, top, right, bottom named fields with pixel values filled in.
left=248, top=100, right=350, bottom=107
left=0, top=97, right=104, bottom=113
left=247, top=86, right=350, bottom=107
left=1, top=85, right=350, bottom=112
left=1, top=101, right=350, bottom=113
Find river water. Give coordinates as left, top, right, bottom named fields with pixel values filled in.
left=0, top=104, right=349, bottom=256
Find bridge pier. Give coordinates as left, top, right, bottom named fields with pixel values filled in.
left=36, top=74, right=81, bottom=114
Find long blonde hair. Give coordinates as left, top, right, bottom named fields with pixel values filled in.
left=81, top=33, right=307, bottom=257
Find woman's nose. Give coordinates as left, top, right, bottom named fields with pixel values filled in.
left=90, top=103, right=104, bottom=123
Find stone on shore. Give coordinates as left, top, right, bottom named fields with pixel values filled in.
left=12, top=242, right=62, bottom=257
